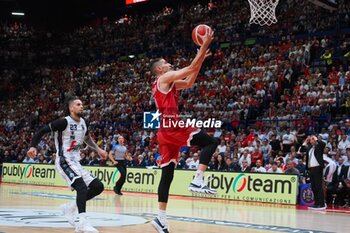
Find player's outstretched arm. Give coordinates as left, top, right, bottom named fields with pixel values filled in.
left=160, top=30, right=214, bottom=84
left=84, top=134, right=107, bottom=160
left=27, top=118, right=67, bottom=158
left=175, top=49, right=212, bottom=90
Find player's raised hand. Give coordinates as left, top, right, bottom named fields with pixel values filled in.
left=27, top=147, right=37, bottom=158
left=98, top=148, right=108, bottom=160
left=197, top=48, right=212, bottom=59
left=204, top=49, right=212, bottom=58
left=201, top=29, right=214, bottom=48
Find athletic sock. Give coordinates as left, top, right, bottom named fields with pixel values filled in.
left=158, top=209, right=166, bottom=220
left=192, top=170, right=204, bottom=185
left=78, top=212, right=87, bottom=222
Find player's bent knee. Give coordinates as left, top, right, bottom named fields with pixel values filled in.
left=96, top=181, right=104, bottom=194
left=72, top=178, right=88, bottom=191
left=89, top=179, right=104, bottom=194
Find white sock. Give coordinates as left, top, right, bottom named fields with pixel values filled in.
left=78, top=212, right=87, bottom=222
left=158, top=210, right=166, bottom=220
left=192, top=170, right=204, bottom=184
left=69, top=201, right=77, bottom=209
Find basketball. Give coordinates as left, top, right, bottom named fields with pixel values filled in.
left=192, top=24, right=212, bottom=46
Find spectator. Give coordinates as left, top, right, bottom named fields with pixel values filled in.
left=336, top=157, right=346, bottom=176
left=260, top=138, right=272, bottom=165
left=16, top=154, right=24, bottom=163
left=241, top=160, right=251, bottom=172
left=251, top=160, right=266, bottom=173
left=226, top=157, right=241, bottom=171
left=282, top=127, right=296, bottom=153
left=37, top=153, right=46, bottom=163
left=251, top=147, right=263, bottom=167
left=188, top=153, right=199, bottom=170
left=135, top=155, right=146, bottom=167
left=208, top=156, right=217, bottom=170
left=296, top=159, right=307, bottom=179
left=125, top=152, right=136, bottom=167
left=177, top=152, right=188, bottom=169
left=239, top=149, right=251, bottom=166
left=284, top=160, right=300, bottom=177
left=22, top=154, right=36, bottom=164
left=265, top=157, right=274, bottom=171
left=267, top=162, right=283, bottom=173
left=337, top=165, right=350, bottom=207
left=146, top=155, right=157, bottom=167
left=217, top=140, right=227, bottom=153
left=88, top=151, right=100, bottom=166
left=270, top=134, right=282, bottom=157
left=338, top=135, right=350, bottom=155
left=284, top=146, right=299, bottom=164
left=320, top=49, right=333, bottom=72
left=48, top=153, right=56, bottom=164
left=80, top=152, right=89, bottom=166
left=216, top=154, right=227, bottom=171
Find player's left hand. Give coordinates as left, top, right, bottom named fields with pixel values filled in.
left=197, top=49, right=212, bottom=58
left=98, top=149, right=108, bottom=160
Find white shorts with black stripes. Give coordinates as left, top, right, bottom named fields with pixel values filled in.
left=55, top=156, right=96, bottom=188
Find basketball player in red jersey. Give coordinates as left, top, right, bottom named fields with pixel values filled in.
left=150, top=30, right=218, bottom=233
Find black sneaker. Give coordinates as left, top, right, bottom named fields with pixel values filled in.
left=188, top=182, right=217, bottom=195
left=113, top=186, right=123, bottom=195
left=308, top=205, right=326, bottom=210
left=151, top=217, right=169, bottom=233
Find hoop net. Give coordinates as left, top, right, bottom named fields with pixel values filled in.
left=248, top=0, right=279, bottom=26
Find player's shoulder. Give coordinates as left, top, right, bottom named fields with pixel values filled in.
left=80, top=117, right=89, bottom=125
left=50, top=117, right=68, bottom=131
left=53, top=116, right=69, bottom=124
left=64, top=116, right=75, bottom=123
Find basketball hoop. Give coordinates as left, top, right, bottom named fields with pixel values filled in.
left=248, top=0, right=279, bottom=26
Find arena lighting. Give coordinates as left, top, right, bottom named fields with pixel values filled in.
left=126, top=0, right=148, bottom=5
left=11, top=12, right=25, bottom=16
left=129, top=55, right=135, bottom=58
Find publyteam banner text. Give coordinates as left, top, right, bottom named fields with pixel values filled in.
left=1, top=163, right=298, bottom=204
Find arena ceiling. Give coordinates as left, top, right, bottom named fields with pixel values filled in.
left=0, top=0, right=338, bottom=30
left=0, top=0, right=195, bottom=29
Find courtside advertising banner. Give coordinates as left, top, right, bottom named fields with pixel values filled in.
left=171, top=170, right=298, bottom=204
left=1, top=163, right=297, bottom=204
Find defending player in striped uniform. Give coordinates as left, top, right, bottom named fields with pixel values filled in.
left=27, top=96, right=107, bottom=233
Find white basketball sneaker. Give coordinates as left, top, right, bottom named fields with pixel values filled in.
left=188, top=178, right=217, bottom=195
left=75, top=213, right=99, bottom=233
left=60, top=201, right=77, bottom=226
left=151, top=216, right=170, bottom=233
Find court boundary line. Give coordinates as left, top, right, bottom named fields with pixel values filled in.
left=125, top=213, right=335, bottom=233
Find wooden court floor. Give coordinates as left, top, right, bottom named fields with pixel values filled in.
left=0, top=183, right=349, bottom=233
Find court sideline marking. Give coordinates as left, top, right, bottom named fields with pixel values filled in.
left=126, top=213, right=335, bottom=233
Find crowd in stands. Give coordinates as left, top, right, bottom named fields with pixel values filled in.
left=1, top=0, right=350, bottom=206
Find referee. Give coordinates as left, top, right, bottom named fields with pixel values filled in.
left=108, top=135, right=127, bottom=195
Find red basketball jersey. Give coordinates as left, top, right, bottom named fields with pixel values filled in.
left=152, top=77, right=198, bottom=146
left=152, top=77, right=180, bottom=123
